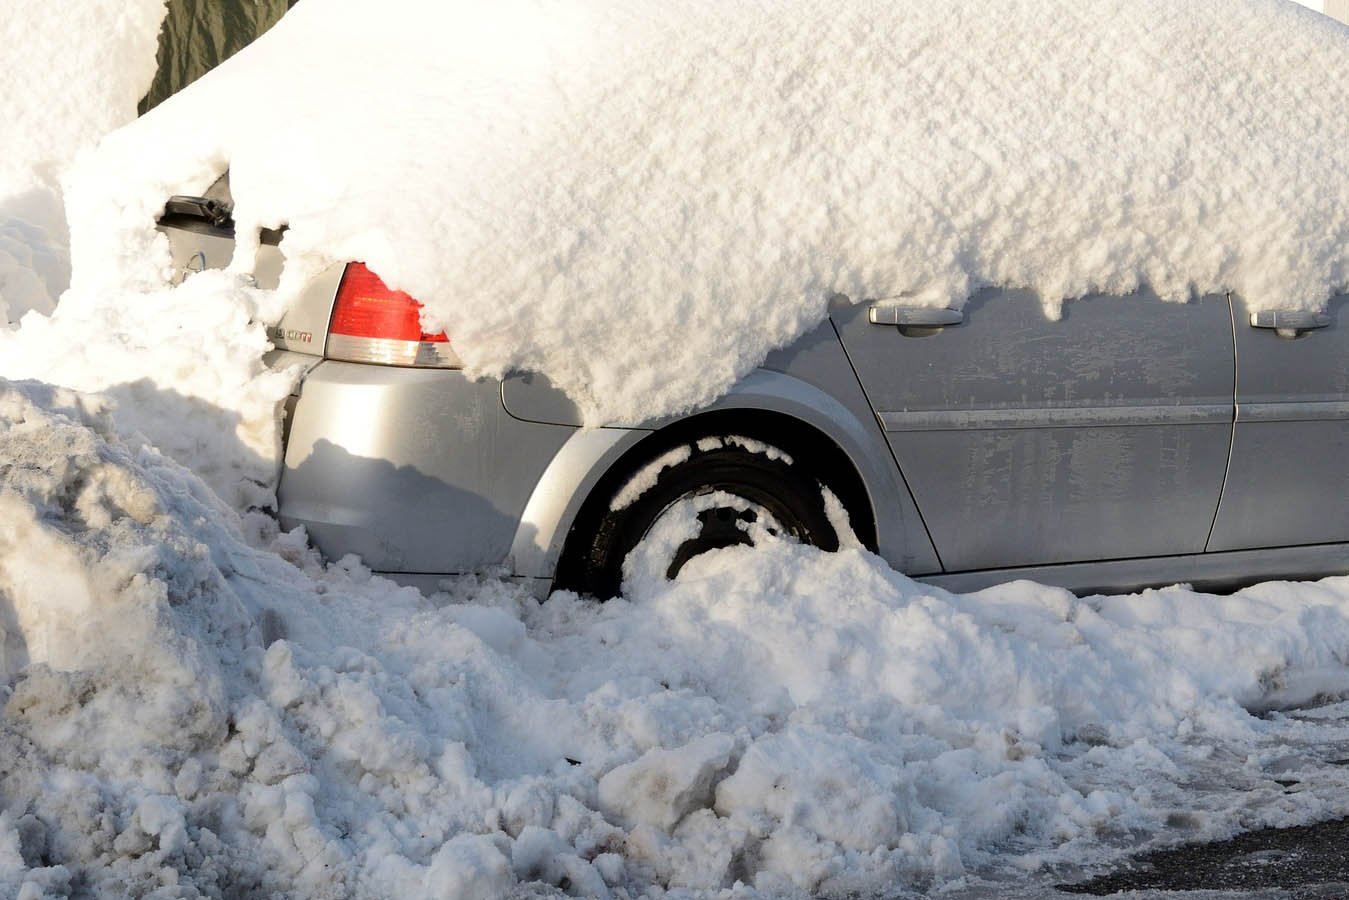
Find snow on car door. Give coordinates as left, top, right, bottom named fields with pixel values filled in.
left=831, top=288, right=1234, bottom=572
left=1207, top=293, right=1349, bottom=551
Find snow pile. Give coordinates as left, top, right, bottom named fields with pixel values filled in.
left=0, top=1, right=166, bottom=322
left=6, top=377, right=1349, bottom=898
left=74, top=0, right=1349, bottom=423
left=0, top=0, right=295, bottom=509
left=0, top=270, right=299, bottom=510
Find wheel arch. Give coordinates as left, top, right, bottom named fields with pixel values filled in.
left=569, top=406, right=878, bottom=567
left=508, top=369, right=936, bottom=589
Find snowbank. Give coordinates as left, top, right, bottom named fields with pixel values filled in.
left=0, top=3, right=295, bottom=512
left=0, top=1, right=166, bottom=322
left=0, top=270, right=299, bottom=510
left=0, top=3, right=287, bottom=511
left=6, top=379, right=1349, bottom=898
left=73, top=0, right=1349, bottom=423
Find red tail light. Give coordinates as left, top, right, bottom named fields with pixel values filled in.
left=325, top=262, right=461, bottom=367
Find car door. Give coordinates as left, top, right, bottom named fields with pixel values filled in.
left=1207, top=293, right=1349, bottom=551
left=831, top=287, right=1234, bottom=572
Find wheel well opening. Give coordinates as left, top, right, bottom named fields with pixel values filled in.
left=552, top=408, right=878, bottom=594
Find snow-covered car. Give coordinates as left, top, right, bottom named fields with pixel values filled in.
left=134, top=0, right=1349, bottom=601
left=159, top=186, right=1349, bottom=599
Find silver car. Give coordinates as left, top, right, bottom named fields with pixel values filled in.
left=160, top=187, right=1349, bottom=598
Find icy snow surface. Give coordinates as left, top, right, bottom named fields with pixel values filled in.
left=76, top=0, right=1349, bottom=423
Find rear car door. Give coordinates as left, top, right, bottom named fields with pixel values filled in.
left=831, top=288, right=1234, bottom=572
left=1207, top=294, right=1349, bottom=551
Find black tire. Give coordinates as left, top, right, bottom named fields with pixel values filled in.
left=560, top=438, right=840, bottom=599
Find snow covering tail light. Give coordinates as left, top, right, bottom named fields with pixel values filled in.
left=325, top=262, right=462, bottom=368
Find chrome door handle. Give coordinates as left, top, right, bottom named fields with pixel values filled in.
left=1249, top=310, right=1330, bottom=338
left=868, top=304, right=964, bottom=327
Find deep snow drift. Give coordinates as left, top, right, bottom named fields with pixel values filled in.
left=75, top=0, right=1349, bottom=423
left=0, top=269, right=297, bottom=511
left=5, top=381, right=1349, bottom=898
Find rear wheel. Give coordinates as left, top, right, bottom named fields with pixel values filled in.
left=562, top=437, right=840, bottom=598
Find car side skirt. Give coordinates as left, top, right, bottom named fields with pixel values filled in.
left=380, top=544, right=1349, bottom=600
left=920, top=542, right=1349, bottom=597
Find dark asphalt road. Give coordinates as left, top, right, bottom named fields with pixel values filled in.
left=1056, top=817, right=1349, bottom=898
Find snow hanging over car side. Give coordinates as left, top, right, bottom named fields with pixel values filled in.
left=73, top=0, right=1349, bottom=423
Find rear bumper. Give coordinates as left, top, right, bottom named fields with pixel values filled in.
left=276, top=360, right=577, bottom=574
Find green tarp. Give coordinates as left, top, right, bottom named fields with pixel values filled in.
left=139, top=0, right=289, bottom=113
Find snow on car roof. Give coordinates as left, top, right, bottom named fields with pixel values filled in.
left=76, top=0, right=1349, bottom=423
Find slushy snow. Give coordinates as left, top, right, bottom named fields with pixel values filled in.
left=73, top=0, right=1349, bottom=424
left=7, top=1, right=1349, bottom=898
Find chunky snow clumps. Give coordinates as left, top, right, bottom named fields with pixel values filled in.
left=6, top=380, right=1349, bottom=898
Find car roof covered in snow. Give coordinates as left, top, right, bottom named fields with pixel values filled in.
left=77, top=0, right=1349, bottom=423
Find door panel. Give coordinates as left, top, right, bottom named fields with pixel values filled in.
left=832, top=288, right=1234, bottom=571
left=1207, top=294, right=1349, bottom=551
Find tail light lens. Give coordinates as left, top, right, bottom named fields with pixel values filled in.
left=325, top=262, right=462, bottom=367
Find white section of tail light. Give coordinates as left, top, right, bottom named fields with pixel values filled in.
left=325, top=333, right=463, bottom=367
left=325, top=262, right=462, bottom=368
